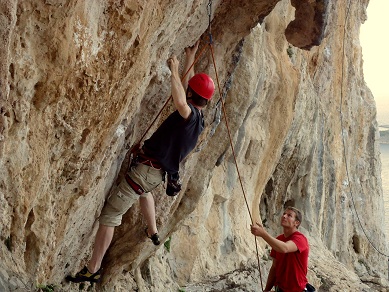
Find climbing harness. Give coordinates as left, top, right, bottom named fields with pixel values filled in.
left=339, top=0, right=389, bottom=280
left=137, top=152, right=163, bottom=170
left=125, top=174, right=145, bottom=195
left=126, top=150, right=163, bottom=195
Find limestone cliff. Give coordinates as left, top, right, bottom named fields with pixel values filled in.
left=0, top=0, right=388, bottom=291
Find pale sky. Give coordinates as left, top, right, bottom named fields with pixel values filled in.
left=360, top=0, right=389, bottom=124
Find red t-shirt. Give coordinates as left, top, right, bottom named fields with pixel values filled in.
left=270, top=231, right=309, bottom=292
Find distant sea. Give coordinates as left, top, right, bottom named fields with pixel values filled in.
left=377, top=106, right=389, bottom=238
left=381, top=143, right=389, bottom=238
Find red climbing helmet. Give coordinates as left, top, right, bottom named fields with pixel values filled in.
left=188, top=73, right=215, bottom=100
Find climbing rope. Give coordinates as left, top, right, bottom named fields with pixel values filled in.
left=339, top=0, right=389, bottom=277
left=132, top=1, right=265, bottom=289
left=209, top=42, right=264, bottom=292
left=206, top=1, right=264, bottom=290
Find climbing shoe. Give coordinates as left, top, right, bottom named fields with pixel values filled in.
left=145, top=227, right=160, bottom=245
left=66, top=266, right=101, bottom=283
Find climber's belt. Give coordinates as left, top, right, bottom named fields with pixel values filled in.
left=125, top=174, right=144, bottom=195
left=137, top=152, right=162, bottom=169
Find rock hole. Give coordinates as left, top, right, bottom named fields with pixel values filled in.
left=24, top=209, right=40, bottom=274
left=284, top=199, right=295, bottom=208
left=80, top=128, right=91, bottom=144
left=9, top=63, right=14, bottom=79
left=264, top=177, right=274, bottom=197
left=352, top=234, right=361, bottom=254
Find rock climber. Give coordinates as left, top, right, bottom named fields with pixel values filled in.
left=251, top=206, right=315, bottom=292
left=66, top=40, right=215, bottom=283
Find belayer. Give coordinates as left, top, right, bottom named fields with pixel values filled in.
left=66, top=41, right=215, bottom=283
left=251, top=207, right=315, bottom=292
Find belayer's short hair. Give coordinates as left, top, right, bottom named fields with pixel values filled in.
left=285, top=206, right=303, bottom=228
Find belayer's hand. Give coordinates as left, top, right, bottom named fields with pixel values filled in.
left=250, top=222, right=266, bottom=237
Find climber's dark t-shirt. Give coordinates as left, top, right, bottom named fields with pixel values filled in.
left=143, top=103, right=204, bottom=174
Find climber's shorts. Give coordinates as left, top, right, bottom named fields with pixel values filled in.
left=99, top=163, right=164, bottom=227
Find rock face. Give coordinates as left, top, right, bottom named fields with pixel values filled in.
left=0, top=0, right=388, bottom=291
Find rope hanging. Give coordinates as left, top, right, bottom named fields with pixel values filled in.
left=132, top=0, right=265, bottom=289
left=206, top=1, right=264, bottom=290
left=339, top=0, right=389, bottom=279
left=209, top=39, right=264, bottom=292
